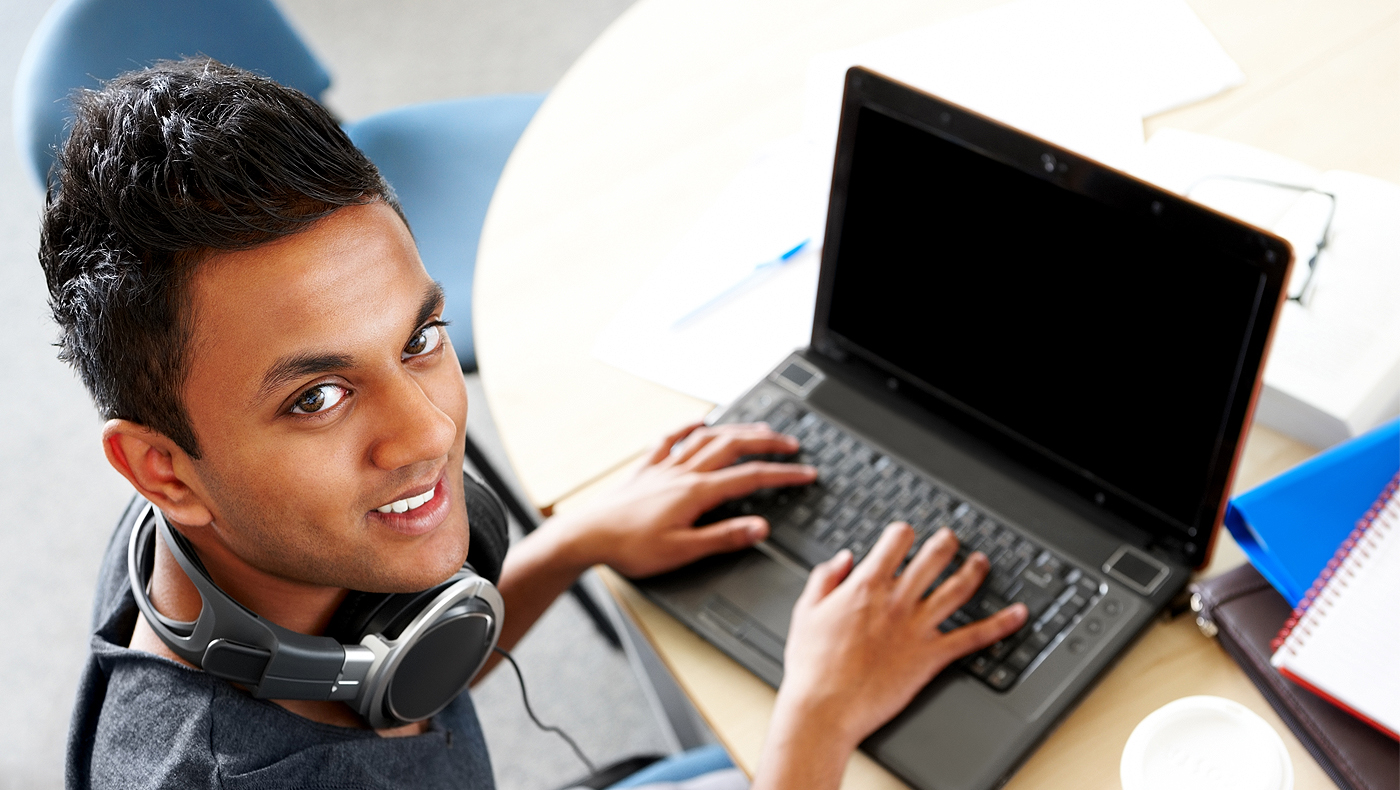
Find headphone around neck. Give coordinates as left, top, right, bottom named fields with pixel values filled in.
left=127, top=502, right=503, bottom=729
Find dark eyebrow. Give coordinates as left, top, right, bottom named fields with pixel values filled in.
left=415, top=282, right=446, bottom=331
left=256, top=351, right=356, bottom=405
left=253, top=283, right=445, bottom=406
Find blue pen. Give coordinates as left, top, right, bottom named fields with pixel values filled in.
left=672, top=238, right=811, bottom=329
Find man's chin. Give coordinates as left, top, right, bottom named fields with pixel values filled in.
left=358, top=528, right=471, bottom=593
left=329, top=551, right=468, bottom=594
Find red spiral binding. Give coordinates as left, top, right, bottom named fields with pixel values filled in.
left=1271, top=471, right=1400, bottom=652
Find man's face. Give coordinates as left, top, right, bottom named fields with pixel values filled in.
left=179, top=202, right=470, bottom=593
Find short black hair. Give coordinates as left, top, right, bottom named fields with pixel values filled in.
left=40, top=57, right=401, bottom=458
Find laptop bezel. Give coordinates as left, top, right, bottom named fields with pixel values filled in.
left=809, top=67, right=1293, bottom=570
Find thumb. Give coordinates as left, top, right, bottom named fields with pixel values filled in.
left=670, top=516, right=768, bottom=563
left=797, top=549, right=853, bottom=609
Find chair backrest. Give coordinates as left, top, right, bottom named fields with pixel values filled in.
left=13, top=0, right=331, bottom=190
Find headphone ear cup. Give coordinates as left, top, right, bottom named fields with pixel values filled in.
left=326, top=565, right=503, bottom=728
left=382, top=597, right=497, bottom=723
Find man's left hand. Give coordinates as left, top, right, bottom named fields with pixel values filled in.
left=556, top=421, right=818, bottom=578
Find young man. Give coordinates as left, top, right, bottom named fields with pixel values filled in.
left=44, top=59, right=1026, bottom=790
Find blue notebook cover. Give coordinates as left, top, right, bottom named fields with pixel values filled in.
left=1224, top=418, right=1400, bottom=605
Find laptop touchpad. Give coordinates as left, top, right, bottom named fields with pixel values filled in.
left=703, top=552, right=806, bottom=662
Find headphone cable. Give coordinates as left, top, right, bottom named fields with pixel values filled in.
left=493, top=647, right=598, bottom=775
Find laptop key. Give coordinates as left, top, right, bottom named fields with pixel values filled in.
left=1035, top=590, right=1076, bottom=633
left=830, top=504, right=860, bottom=530
left=909, top=499, right=936, bottom=525
left=1033, top=550, right=1062, bottom=575
left=951, top=514, right=979, bottom=542
left=1009, top=585, right=1056, bottom=623
left=827, top=524, right=854, bottom=547
left=787, top=504, right=815, bottom=529
left=969, top=591, right=1008, bottom=621
left=1025, top=626, right=1054, bottom=652
left=964, top=521, right=996, bottom=553
left=847, top=520, right=881, bottom=552
left=937, top=599, right=972, bottom=631
left=894, top=468, right=915, bottom=490
left=892, top=491, right=917, bottom=518
left=986, top=666, right=1016, bottom=690
left=967, top=654, right=996, bottom=678
left=987, top=530, right=1016, bottom=561
left=986, top=568, right=1020, bottom=599
left=765, top=402, right=799, bottom=424
left=809, top=515, right=840, bottom=542
left=1011, top=564, right=1067, bottom=619
left=991, top=540, right=1023, bottom=576
left=1076, top=575, right=1102, bottom=599
left=1004, top=643, right=1039, bottom=673
left=987, top=637, right=1019, bottom=661
left=854, top=465, right=879, bottom=488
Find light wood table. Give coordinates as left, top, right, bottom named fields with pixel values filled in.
left=475, top=0, right=1398, bottom=786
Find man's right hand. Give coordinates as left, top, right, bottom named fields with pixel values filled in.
left=753, top=523, right=1028, bottom=790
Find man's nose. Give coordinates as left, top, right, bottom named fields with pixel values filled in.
left=368, top=370, right=458, bottom=471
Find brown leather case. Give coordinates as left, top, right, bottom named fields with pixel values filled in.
left=1189, top=563, right=1398, bottom=790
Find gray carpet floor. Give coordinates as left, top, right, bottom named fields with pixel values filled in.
left=0, top=2, right=682, bottom=788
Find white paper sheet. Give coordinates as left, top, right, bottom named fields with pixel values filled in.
left=802, top=0, right=1243, bottom=173
left=592, top=140, right=828, bottom=404
left=594, top=0, right=1247, bottom=406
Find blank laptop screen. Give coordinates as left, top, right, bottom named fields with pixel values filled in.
left=824, top=106, right=1266, bottom=533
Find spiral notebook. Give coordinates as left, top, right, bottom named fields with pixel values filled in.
left=1271, top=473, right=1400, bottom=740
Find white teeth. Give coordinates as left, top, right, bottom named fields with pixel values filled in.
left=376, top=484, right=436, bottom=515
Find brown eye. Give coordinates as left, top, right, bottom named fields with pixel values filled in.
left=402, top=324, right=443, bottom=360
left=290, top=384, right=345, bottom=415
left=296, top=388, right=324, bottom=412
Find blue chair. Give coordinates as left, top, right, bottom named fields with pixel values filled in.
left=345, top=94, right=545, bottom=372
left=13, top=0, right=330, bottom=191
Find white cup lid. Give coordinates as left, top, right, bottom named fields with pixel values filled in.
left=1121, top=695, right=1293, bottom=790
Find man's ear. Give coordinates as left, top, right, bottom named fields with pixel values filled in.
left=103, top=419, right=214, bottom=527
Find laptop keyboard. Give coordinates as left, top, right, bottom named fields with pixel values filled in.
left=716, top=401, right=1105, bottom=692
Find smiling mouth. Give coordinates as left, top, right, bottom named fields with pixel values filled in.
left=376, top=484, right=437, bottom=514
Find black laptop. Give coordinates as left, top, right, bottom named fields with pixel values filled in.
left=638, top=67, right=1291, bottom=790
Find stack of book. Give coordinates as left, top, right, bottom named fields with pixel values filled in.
left=1191, top=419, right=1398, bottom=790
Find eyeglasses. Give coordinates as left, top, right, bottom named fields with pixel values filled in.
left=1185, top=175, right=1336, bottom=307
